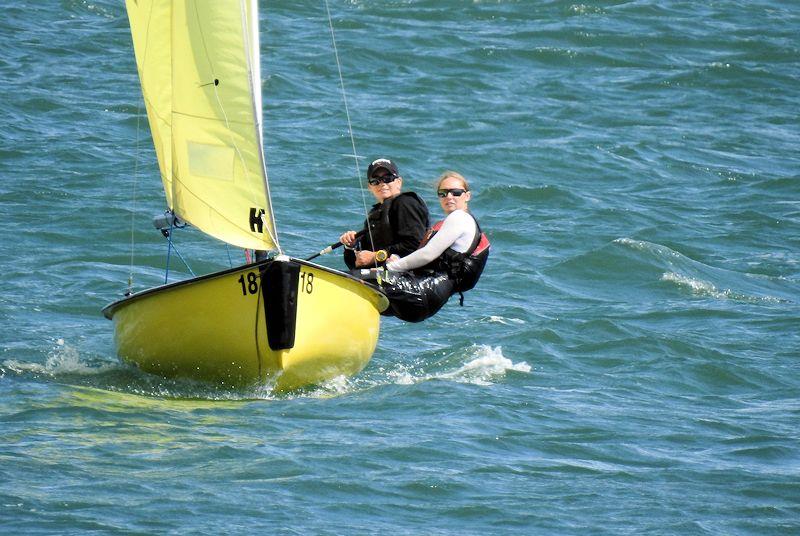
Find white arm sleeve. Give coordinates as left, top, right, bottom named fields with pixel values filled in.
left=386, top=210, right=473, bottom=272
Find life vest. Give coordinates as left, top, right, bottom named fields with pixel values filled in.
left=363, top=192, right=427, bottom=252
left=420, top=214, right=490, bottom=303
left=345, top=192, right=425, bottom=269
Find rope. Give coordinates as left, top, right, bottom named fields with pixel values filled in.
left=323, top=0, right=376, bottom=262
left=126, top=1, right=158, bottom=296
left=127, top=99, right=142, bottom=295
left=170, top=243, right=195, bottom=277
left=164, top=221, right=196, bottom=284
left=164, top=217, right=174, bottom=284
left=225, top=243, right=234, bottom=268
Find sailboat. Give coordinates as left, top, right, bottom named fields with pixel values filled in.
left=103, top=0, right=389, bottom=391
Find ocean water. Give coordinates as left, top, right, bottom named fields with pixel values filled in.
left=1, top=0, right=799, bottom=533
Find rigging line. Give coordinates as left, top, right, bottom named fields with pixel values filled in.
left=192, top=1, right=281, bottom=252
left=126, top=0, right=158, bottom=295
left=128, top=95, right=142, bottom=295
left=225, top=243, right=234, bottom=268
left=169, top=240, right=196, bottom=277
left=323, top=0, right=377, bottom=262
left=163, top=224, right=196, bottom=284
left=164, top=218, right=174, bottom=284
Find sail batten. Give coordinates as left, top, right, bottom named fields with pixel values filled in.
left=126, top=0, right=277, bottom=251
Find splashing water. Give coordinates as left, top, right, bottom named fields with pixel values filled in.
left=286, top=346, right=531, bottom=399
left=3, top=339, right=112, bottom=376
left=438, top=345, right=531, bottom=385
left=379, top=345, right=530, bottom=388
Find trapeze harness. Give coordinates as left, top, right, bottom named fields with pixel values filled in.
left=380, top=214, right=490, bottom=322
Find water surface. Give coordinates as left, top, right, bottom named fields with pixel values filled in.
left=1, top=1, right=799, bottom=533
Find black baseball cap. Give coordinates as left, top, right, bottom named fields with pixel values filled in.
left=367, top=158, right=399, bottom=179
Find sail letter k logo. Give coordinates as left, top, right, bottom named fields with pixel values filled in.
left=249, top=208, right=265, bottom=233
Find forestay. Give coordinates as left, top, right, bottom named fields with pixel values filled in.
left=126, top=0, right=279, bottom=251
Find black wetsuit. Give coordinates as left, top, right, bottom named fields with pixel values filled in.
left=344, top=192, right=429, bottom=269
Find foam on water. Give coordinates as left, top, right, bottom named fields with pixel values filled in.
left=609, top=237, right=794, bottom=303
left=487, top=315, right=526, bottom=325
left=243, top=346, right=529, bottom=398
left=613, top=237, right=684, bottom=260
left=384, top=345, right=530, bottom=387
left=1, top=344, right=529, bottom=401
left=661, top=272, right=785, bottom=303
left=291, top=345, right=531, bottom=399
left=437, top=345, right=532, bottom=385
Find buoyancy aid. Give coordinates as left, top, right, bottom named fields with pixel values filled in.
left=420, top=213, right=490, bottom=303
left=345, top=191, right=428, bottom=269
left=363, top=192, right=427, bottom=252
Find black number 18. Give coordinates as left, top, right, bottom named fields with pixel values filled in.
left=299, top=271, right=314, bottom=294
left=238, top=272, right=259, bottom=295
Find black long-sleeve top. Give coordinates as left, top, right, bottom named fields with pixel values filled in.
left=344, top=192, right=429, bottom=269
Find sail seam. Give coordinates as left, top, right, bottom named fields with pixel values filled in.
left=141, top=94, right=172, bottom=128
left=172, top=110, right=252, bottom=124
left=170, top=171, right=270, bottom=248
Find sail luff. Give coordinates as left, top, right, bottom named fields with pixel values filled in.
left=242, top=0, right=280, bottom=251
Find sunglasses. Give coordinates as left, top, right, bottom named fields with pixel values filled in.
left=367, top=174, right=398, bottom=186
left=437, top=188, right=467, bottom=198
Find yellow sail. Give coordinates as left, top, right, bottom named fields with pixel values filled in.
left=125, top=0, right=278, bottom=251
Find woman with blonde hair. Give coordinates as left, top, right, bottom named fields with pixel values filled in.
left=382, top=171, right=490, bottom=322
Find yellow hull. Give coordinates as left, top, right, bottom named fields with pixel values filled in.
left=102, top=257, right=388, bottom=392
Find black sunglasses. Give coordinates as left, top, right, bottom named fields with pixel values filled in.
left=437, top=188, right=467, bottom=198
left=368, top=174, right=399, bottom=186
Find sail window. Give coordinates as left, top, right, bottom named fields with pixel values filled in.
left=187, top=141, right=235, bottom=181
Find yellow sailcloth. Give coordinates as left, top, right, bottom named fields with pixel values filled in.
left=106, top=1, right=389, bottom=391
left=126, top=0, right=277, bottom=251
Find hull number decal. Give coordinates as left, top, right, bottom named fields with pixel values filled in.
left=238, top=270, right=314, bottom=295
left=300, top=271, right=314, bottom=294
left=238, top=272, right=259, bottom=295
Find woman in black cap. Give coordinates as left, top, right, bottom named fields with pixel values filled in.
left=338, top=158, right=429, bottom=269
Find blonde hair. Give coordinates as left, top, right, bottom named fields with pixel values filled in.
left=435, top=170, right=470, bottom=192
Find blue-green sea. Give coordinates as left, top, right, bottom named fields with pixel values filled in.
left=2, top=1, right=799, bottom=533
